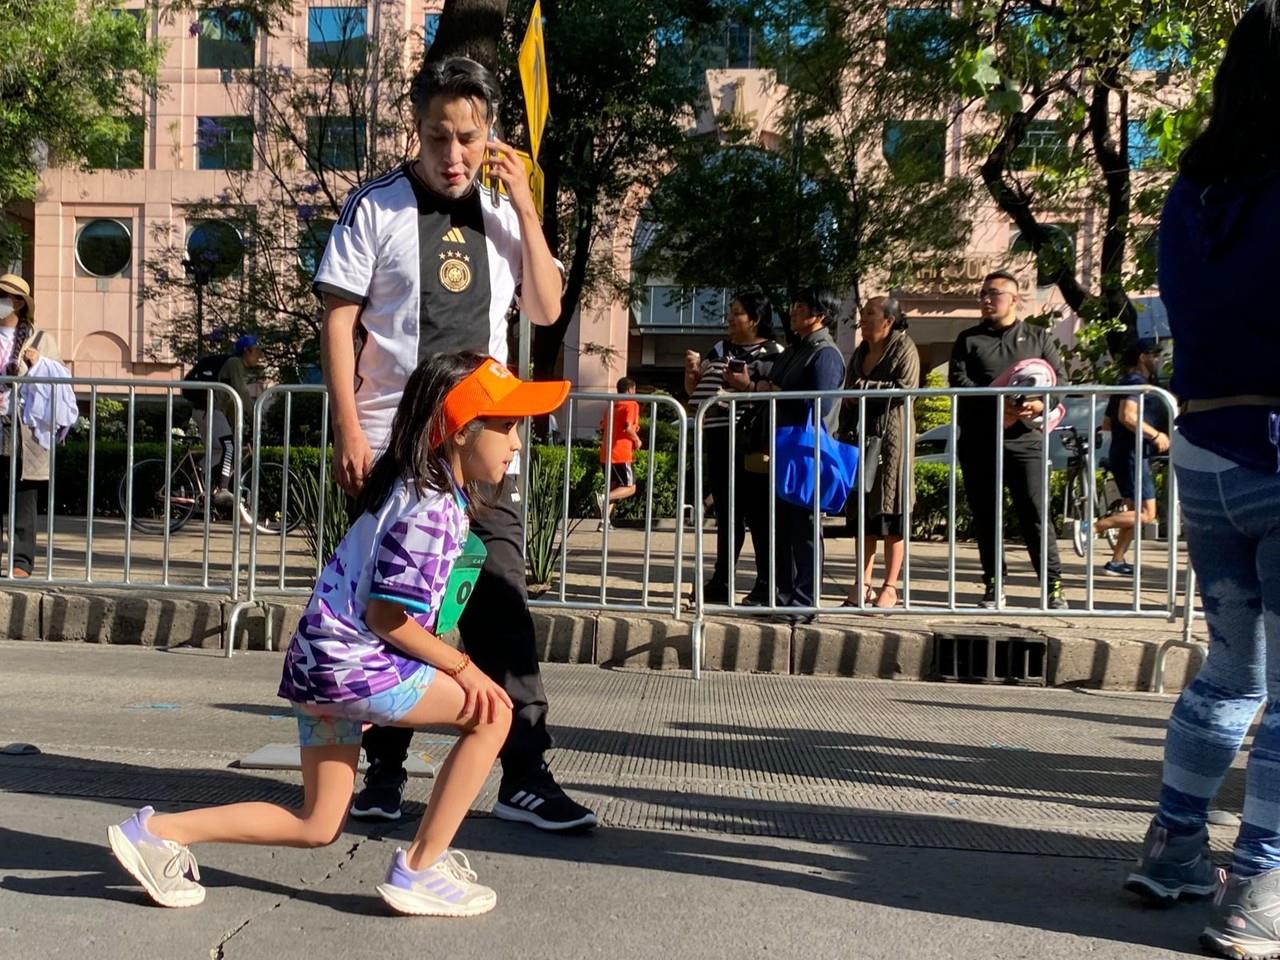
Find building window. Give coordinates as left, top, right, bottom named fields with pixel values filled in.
left=186, top=221, right=245, bottom=282
left=306, top=117, right=366, bottom=171
left=883, top=120, right=946, bottom=183
left=76, top=219, right=132, bottom=278
left=1127, top=119, right=1160, bottom=169
left=198, top=8, right=256, bottom=69
left=424, top=12, right=441, bottom=49
left=1009, top=224, right=1076, bottom=288
left=298, top=218, right=334, bottom=277
left=725, top=22, right=755, bottom=68
left=308, top=5, right=367, bottom=68
left=196, top=117, right=254, bottom=171
left=1010, top=121, right=1066, bottom=171
left=885, top=7, right=952, bottom=72
left=85, top=116, right=145, bottom=170
left=634, top=286, right=727, bottom=328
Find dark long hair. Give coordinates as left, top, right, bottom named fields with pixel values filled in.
left=730, top=290, right=775, bottom=340
left=354, top=351, right=489, bottom=516
left=1181, top=1, right=1280, bottom=183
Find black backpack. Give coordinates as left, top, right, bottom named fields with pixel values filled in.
left=181, top=354, right=231, bottom=405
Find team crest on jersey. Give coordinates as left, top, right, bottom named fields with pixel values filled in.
left=439, top=250, right=473, bottom=293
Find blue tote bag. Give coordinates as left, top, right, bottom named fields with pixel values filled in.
left=774, top=404, right=862, bottom=514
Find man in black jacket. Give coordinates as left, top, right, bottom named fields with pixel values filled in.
left=949, top=270, right=1068, bottom=609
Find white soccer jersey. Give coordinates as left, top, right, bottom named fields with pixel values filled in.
left=314, top=162, right=526, bottom=455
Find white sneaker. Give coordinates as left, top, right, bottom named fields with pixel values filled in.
left=107, top=806, right=205, bottom=908
left=376, top=848, right=496, bottom=917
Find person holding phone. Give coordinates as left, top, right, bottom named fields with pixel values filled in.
left=685, top=293, right=785, bottom=604
left=314, top=57, right=595, bottom=832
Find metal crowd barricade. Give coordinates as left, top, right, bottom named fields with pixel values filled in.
left=689, top=383, right=1187, bottom=679
left=519, top=391, right=689, bottom=617
left=0, top=374, right=243, bottom=598
left=224, top=384, right=329, bottom=657
left=225, top=387, right=690, bottom=655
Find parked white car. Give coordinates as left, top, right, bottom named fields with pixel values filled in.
left=913, top=396, right=1115, bottom=470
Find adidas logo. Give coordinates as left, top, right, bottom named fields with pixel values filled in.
left=507, top=789, right=545, bottom=812
left=442, top=227, right=466, bottom=244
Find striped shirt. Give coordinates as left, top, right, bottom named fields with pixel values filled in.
left=689, top=339, right=785, bottom=429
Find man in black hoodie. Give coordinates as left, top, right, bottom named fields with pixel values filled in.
left=949, top=270, right=1068, bottom=609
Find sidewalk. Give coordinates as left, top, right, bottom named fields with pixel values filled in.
left=0, top=642, right=1236, bottom=959
left=0, top=519, right=1206, bottom=691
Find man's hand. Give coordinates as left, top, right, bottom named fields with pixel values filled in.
left=454, top=661, right=514, bottom=727
left=685, top=350, right=702, bottom=373
left=486, top=139, right=535, bottom=214
left=333, top=424, right=374, bottom=497
left=722, top=367, right=751, bottom=391
left=1006, top=398, right=1045, bottom=421
left=1151, top=431, right=1170, bottom=454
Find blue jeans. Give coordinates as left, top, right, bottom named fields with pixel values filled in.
left=1157, top=432, right=1280, bottom=876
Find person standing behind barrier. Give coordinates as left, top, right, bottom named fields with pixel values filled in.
left=949, top=270, right=1068, bottom=610
left=1075, top=338, right=1168, bottom=575
left=314, top=57, right=595, bottom=832
left=0, top=274, right=61, bottom=580
left=208, top=335, right=262, bottom=510
left=725, top=288, right=845, bottom=623
left=685, top=292, right=785, bottom=605
left=1122, top=6, right=1280, bottom=954
left=596, top=377, right=642, bottom=530
left=839, top=297, right=920, bottom=609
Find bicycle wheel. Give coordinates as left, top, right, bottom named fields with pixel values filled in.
left=120, top=459, right=200, bottom=534
left=242, top=459, right=307, bottom=535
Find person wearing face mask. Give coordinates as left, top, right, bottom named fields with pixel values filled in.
left=838, top=297, right=921, bottom=609
left=0, top=274, right=63, bottom=579
left=1073, top=338, right=1169, bottom=575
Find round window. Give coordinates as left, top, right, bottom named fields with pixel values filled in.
left=76, top=219, right=132, bottom=278
left=186, top=220, right=245, bottom=281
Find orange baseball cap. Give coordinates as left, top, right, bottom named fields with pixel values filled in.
left=437, top=357, right=570, bottom=442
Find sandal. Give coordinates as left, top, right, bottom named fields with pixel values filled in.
left=873, top=584, right=900, bottom=609
left=841, top=585, right=878, bottom=607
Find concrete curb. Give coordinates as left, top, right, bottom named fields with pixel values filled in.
left=0, top=586, right=1200, bottom=692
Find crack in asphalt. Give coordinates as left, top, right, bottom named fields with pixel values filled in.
left=208, top=839, right=367, bottom=959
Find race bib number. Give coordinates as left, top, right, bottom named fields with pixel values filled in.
left=434, top=531, right=487, bottom=635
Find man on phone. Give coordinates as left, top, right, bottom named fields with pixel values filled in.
left=314, top=57, right=595, bottom=831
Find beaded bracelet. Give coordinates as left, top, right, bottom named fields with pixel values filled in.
left=442, top=653, right=470, bottom=678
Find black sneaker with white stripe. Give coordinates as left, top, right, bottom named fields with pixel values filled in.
left=494, top=763, right=597, bottom=832
left=349, top=762, right=406, bottom=821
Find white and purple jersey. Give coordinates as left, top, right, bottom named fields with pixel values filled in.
left=278, top=478, right=468, bottom=704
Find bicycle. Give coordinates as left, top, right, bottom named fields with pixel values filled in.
left=1057, top=424, right=1120, bottom=556
left=119, top=430, right=307, bottom=536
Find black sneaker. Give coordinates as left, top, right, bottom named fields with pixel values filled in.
left=1048, top=580, right=1070, bottom=611
left=350, top=762, right=407, bottom=821
left=702, top=581, right=730, bottom=604
left=494, top=763, right=597, bottom=832
left=741, top=586, right=771, bottom=607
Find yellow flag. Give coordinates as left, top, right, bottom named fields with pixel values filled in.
left=515, top=149, right=546, bottom=222
left=518, top=1, right=550, bottom=161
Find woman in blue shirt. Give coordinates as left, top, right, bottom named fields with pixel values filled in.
left=1125, top=4, right=1280, bottom=955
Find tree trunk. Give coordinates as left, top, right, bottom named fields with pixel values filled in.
left=1089, top=72, right=1137, bottom=350
left=428, top=0, right=509, bottom=72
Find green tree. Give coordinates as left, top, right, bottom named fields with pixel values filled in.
left=0, top=0, right=161, bottom=259
left=636, top=1, right=974, bottom=316
left=943, top=0, right=1242, bottom=373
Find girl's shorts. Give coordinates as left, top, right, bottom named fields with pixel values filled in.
left=292, top=667, right=435, bottom=748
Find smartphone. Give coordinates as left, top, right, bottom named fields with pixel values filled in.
left=727, top=359, right=747, bottom=374
left=483, top=124, right=500, bottom=207
left=1010, top=393, right=1026, bottom=407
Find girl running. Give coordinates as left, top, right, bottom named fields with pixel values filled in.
left=107, top=352, right=570, bottom=917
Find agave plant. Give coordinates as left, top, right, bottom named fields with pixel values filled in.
left=525, top=449, right=567, bottom=589
left=295, top=464, right=349, bottom=564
